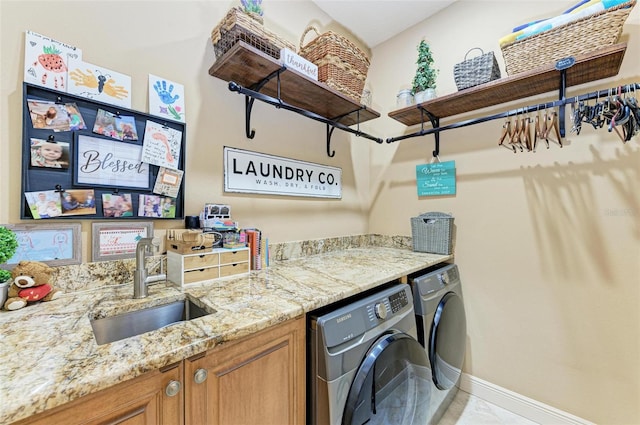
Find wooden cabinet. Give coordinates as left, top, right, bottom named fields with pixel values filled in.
left=184, top=316, right=306, bottom=425
left=167, top=248, right=249, bottom=287
left=15, top=318, right=304, bottom=425
left=15, top=362, right=184, bottom=425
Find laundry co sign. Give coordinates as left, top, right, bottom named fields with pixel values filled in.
left=224, top=147, right=342, bottom=199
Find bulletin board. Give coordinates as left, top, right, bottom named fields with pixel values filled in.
left=20, top=83, right=186, bottom=220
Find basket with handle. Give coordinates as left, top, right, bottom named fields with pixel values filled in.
left=501, top=0, right=636, bottom=75
left=410, top=212, right=454, bottom=255
left=298, top=26, right=370, bottom=102
left=453, top=48, right=501, bottom=90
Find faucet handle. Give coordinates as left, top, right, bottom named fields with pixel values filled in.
left=138, top=237, right=160, bottom=254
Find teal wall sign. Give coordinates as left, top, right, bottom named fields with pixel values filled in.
left=416, top=160, right=456, bottom=196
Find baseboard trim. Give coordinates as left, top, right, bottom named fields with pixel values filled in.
left=459, top=373, right=595, bottom=425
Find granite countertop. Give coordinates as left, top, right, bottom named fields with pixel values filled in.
left=0, top=246, right=451, bottom=423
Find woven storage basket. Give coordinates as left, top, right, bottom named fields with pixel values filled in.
left=454, top=48, right=501, bottom=90
left=411, top=212, right=454, bottom=255
left=501, top=0, right=636, bottom=75
left=299, top=26, right=370, bottom=102
left=211, top=7, right=295, bottom=61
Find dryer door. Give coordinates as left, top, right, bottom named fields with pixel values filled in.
left=342, top=331, right=431, bottom=425
left=429, top=291, right=467, bottom=390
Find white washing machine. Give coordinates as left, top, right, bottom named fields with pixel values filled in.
left=308, top=283, right=432, bottom=425
left=410, top=263, right=467, bottom=425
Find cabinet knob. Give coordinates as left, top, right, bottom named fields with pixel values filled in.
left=194, top=368, right=208, bottom=384
left=165, top=380, right=181, bottom=397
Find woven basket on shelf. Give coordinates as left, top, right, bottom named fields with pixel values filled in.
left=211, top=7, right=295, bottom=61
left=453, top=48, right=501, bottom=90
left=298, top=26, right=370, bottom=102
left=501, top=0, right=636, bottom=75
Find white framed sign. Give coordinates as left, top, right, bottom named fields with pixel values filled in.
left=224, top=147, right=342, bottom=199
left=74, top=134, right=149, bottom=189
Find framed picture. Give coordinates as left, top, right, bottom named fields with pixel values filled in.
left=0, top=223, right=82, bottom=268
left=74, top=134, right=150, bottom=190
left=91, top=221, right=153, bottom=262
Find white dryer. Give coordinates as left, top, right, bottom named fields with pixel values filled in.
left=410, top=263, right=466, bottom=425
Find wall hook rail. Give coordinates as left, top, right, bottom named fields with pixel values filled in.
left=229, top=81, right=383, bottom=157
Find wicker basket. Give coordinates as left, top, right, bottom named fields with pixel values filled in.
left=411, top=212, right=454, bottom=255
left=211, top=7, right=295, bottom=61
left=298, top=26, right=370, bottom=102
left=501, top=0, right=636, bottom=75
left=453, top=48, right=501, bottom=90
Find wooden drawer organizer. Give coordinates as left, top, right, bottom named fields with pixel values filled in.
left=167, top=248, right=249, bottom=287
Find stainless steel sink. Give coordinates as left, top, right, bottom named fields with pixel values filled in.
left=91, top=298, right=213, bottom=345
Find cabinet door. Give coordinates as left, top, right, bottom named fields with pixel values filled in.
left=185, top=316, right=305, bottom=425
left=16, top=363, right=184, bottom=425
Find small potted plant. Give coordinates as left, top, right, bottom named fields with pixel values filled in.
left=241, top=0, right=264, bottom=23
left=0, top=226, right=18, bottom=307
left=411, top=40, right=438, bottom=104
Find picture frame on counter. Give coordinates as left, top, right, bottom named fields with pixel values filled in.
left=0, top=222, right=82, bottom=268
left=91, top=221, right=153, bottom=262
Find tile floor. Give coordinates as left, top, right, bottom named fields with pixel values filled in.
left=438, top=390, right=540, bottom=425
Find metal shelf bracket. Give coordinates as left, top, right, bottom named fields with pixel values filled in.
left=230, top=80, right=383, bottom=157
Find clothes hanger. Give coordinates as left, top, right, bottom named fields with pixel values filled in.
left=498, top=118, right=516, bottom=152
left=522, top=112, right=532, bottom=151
left=510, top=111, right=524, bottom=152
left=543, top=108, right=562, bottom=147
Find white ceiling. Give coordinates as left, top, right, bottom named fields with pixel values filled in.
left=311, top=0, right=458, bottom=48
left=310, top=1, right=639, bottom=49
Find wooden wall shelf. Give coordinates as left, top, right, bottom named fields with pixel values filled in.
left=209, top=41, right=379, bottom=127
left=388, top=43, right=628, bottom=127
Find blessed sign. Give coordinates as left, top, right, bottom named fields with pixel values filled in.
left=224, top=147, right=342, bottom=198
left=75, top=135, right=149, bottom=189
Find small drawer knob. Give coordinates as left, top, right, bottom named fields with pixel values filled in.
left=194, top=368, right=208, bottom=384
left=165, top=380, right=181, bottom=397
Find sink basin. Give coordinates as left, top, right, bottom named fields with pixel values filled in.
left=91, top=298, right=213, bottom=345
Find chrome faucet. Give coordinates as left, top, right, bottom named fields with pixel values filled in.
left=133, top=237, right=166, bottom=299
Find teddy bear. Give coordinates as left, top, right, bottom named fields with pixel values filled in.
left=3, top=260, right=61, bottom=311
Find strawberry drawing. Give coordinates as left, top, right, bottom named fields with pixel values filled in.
left=38, top=45, right=67, bottom=73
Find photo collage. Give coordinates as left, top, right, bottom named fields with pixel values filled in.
left=23, top=92, right=184, bottom=220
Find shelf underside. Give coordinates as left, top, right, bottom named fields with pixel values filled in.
left=388, top=43, right=628, bottom=126
left=209, top=41, right=379, bottom=127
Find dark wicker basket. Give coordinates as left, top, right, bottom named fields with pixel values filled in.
left=453, top=48, right=501, bottom=90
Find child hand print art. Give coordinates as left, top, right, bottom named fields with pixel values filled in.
left=149, top=74, right=186, bottom=123
left=67, top=58, right=132, bottom=108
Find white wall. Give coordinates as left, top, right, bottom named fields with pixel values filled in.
left=365, top=1, right=640, bottom=423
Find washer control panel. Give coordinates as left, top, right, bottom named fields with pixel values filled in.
left=315, top=284, right=413, bottom=348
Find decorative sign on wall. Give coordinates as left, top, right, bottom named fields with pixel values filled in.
left=224, top=147, right=342, bottom=199
left=74, top=134, right=149, bottom=189
left=416, top=160, right=456, bottom=196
